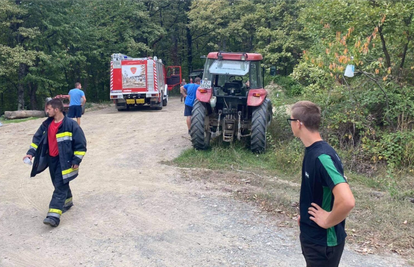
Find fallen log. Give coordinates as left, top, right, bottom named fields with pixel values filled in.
left=4, top=110, right=45, bottom=119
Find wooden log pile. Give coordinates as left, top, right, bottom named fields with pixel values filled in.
left=4, top=110, right=45, bottom=119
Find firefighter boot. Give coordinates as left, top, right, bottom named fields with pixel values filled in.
left=62, top=202, right=73, bottom=213
left=43, top=216, right=60, bottom=227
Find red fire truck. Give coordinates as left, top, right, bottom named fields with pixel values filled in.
left=110, top=53, right=181, bottom=111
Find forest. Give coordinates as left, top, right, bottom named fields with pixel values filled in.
left=1, top=0, right=413, bottom=174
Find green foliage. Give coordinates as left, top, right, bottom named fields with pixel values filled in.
left=289, top=0, right=414, bottom=174
left=188, top=0, right=306, bottom=74
left=362, top=130, right=414, bottom=169
left=270, top=76, right=303, bottom=97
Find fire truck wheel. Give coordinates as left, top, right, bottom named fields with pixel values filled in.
left=251, top=98, right=271, bottom=153
left=154, top=92, right=163, bottom=110
left=191, top=100, right=211, bottom=150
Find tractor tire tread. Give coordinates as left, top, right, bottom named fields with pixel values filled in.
left=190, top=101, right=209, bottom=150
left=251, top=98, right=270, bottom=153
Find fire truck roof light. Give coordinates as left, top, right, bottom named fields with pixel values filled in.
left=253, top=93, right=261, bottom=97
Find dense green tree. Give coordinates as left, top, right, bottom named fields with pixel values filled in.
left=188, top=0, right=306, bottom=75
left=0, top=0, right=43, bottom=110
left=292, top=0, right=414, bottom=167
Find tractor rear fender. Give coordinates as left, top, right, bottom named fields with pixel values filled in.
left=247, top=89, right=267, bottom=107
left=196, top=88, right=212, bottom=103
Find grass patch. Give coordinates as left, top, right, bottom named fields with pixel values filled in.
left=0, top=116, right=40, bottom=124
left=173, top=141, right=289, bottom=177
left=170, top=140, right=414, bottom=261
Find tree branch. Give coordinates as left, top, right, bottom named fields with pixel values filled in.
left=360, top=71, right=394, bottom=128
left=399, top=13, right=413, bottom=70
left=377, top=25, right=391, bottom=68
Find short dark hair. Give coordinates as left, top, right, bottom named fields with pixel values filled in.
left=75, top=82, right=81, bottom=88
left=195, top=77, right=201, bottom=83
left=46, top=98, right=64, bottom=112
left=291, top=101, right=321, bottom=132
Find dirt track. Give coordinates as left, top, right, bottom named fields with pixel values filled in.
left=0, top=97, right=409, bottom=266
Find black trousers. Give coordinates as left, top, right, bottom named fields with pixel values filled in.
left=48, top=155, right=72, bottom=212
left=300, top=234, right=345, bottom=267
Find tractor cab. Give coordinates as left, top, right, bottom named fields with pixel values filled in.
left=191, top=52, right=272, bottom=153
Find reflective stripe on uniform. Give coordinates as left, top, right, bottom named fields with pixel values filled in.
left=56, top=132, right=72, bottom=142
left=47, top=208, right=62, bottom=218
left=62, top=167, right=79, bottom=180
left=31, top=143, right=38, bottom=150
left=64, top=197, right=73, bottom=205
left=74, top=151, right=86, bottom=159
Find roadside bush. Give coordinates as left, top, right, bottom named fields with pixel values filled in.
left=265, top=75, right=304, bottom=97
left=264, top=74, right=275, bottom=87
left=267, top=105, right=304, bottom=175
left=274, top=76, right=303, bottom=97
left=362, top=130, right=414, bottom=169
left=268, top=105, right=294, bottom=142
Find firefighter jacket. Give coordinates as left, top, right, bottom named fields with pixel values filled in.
left=26, top=116, right=87, bottom=183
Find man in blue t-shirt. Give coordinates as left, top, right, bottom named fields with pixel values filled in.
left=289, top=101, right=355, bottom=267
left=68, top=82, right=86, bottom=125
left=180, top=77, right=200, bottom=134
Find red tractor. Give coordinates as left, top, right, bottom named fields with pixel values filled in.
left=190, top=52, right=272, bottom=153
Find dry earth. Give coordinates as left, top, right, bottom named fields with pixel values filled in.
left=0, top=97, right=409, bottom=266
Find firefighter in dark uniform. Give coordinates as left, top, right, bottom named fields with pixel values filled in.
left=23, top=98, right=87, bottom=227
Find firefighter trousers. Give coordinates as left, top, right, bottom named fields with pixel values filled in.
left=48, top=155, right=72, bottom=217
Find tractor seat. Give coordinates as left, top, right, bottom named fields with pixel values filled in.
left=223, top=81, right=242, bottom=91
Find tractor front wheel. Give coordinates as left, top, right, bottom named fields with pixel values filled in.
left=190, top=100, right=211, bottom=150
left=251, top=98, right=272, bottom=153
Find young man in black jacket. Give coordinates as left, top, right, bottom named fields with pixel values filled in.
left=23, top=99, right=87, bottom=227
left=289, top=101, right=355, bottom=267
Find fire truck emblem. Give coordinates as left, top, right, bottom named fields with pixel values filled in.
left=122, top=64, right=146, bottom=88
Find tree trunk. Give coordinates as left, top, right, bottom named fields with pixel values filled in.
left=378, top=25, right=391, bottom=68
left=186, top=18, right=193, bottom=76
left=0, top=92, right=4, bottom=115
left=4, top=110, right=45, bottom=119
left=399, top=14, right=413, bottom=70
left=29, top=82, right=38, bottom=110
left=17, top=63, right=26, bottom=110
left=185, top=0, right=193, bottom=76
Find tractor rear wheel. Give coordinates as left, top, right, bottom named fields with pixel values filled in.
left=251, top=98, right=271, bottom=153
left=191, top=100, right=211, bottom=150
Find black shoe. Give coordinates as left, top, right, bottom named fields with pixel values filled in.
left=62, top=203, right=73, bottom=213
left=43, top=216, right=60, bottom=227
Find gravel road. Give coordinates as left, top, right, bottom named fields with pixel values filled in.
left=0, top=97, right=408, bottom=266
